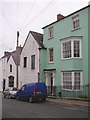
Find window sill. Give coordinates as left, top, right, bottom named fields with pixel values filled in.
left=62, top=89, right=82, bottom=91
left=48, top=36, right=54, bottom=40
left=48, top=61, right=54, bottom=64
left=71, top=27, right=81, bottom=32
left=31, top=69, right=35, bottom=70
left=61, top=57, right=82, bottom=61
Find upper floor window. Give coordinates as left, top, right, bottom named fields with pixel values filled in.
left=62, top=41, right=71, bottom=58
left=48, top=48, right=54, bottom=63
left=23, top=57, right=27, bottom=68
left=61, top=38, right=81, bottom=59
left=61, top=71, right=82, bottom=91
left=74, top=41, right=80, bottom=57
left=72, top=15, right=80, bottom=30
left=31, top=55, right=35, bottom=69
left=10, top=64, right=12, bottom=72
left=48, top=26, right=53, bottom=39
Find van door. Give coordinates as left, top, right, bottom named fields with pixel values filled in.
left=18, top=85, right=27, bottom=100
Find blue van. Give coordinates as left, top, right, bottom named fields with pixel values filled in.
left=16, top=82, right=47, bottom=103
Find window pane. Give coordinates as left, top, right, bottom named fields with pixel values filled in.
left=62, top=72, right=72, bottom=90
left=10, top=65, right=12, bottom=72
left=62, top=41, right=71, bottom=58
left=23, top=57, right=27, bottom=68
left=31, top=55, right=35, bottom=69
left=73, top=16, right=80, bottom=29
left=74, top=41, right=80, bottom=57
left=9, top=79, right=14, bottom=87
left=74, top=72, right=81, bottom=90
left=49, top=48, right=53, bottom=62
left=48, top=27, right=53, bottom=38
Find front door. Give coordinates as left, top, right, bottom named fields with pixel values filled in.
left=46, top=72, right=55, bottom=95
left=50, top=73, right=53, bottom=95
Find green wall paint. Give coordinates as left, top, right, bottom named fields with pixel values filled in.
left=40, top=6, right=89, bottom=98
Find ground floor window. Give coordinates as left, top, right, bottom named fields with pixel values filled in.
left=61, top=71, right=82, bottom=91
left=8, top=76, right=14, bottom=87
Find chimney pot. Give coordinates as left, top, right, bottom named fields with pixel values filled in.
left=57, top=14, right=64, bottom=21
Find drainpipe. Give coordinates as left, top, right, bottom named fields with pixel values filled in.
left=16, top=65, right=18, bottom=88
left=16, top=31, right=19, bottom=88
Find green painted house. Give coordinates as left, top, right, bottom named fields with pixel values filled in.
left=40, top=5, right=90, bottom=99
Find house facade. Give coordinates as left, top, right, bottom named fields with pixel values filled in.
left=19, top=31, right=43, bottom=88
left=40, top=5, right=90, bottom=98
left=1, top=52, right=11, bottom=91
left=1, top=46, right=22, bottom=90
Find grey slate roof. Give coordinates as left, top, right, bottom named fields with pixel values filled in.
left=30, top=31, right=44, bottom=48
left=10, top=46, right=22, bottom=65
left=23, top=31, right=45, bottom=49
left=1, top=46, right=22, bottom=65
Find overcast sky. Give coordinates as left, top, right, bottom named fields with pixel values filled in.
left=0, top=0, right=89, bottom=57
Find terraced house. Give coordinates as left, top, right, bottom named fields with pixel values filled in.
left=0, top=46, right=22, bottom=91
left=40, top=5, right=90, bottom=99
left=19, top=31, right=44, bottom=88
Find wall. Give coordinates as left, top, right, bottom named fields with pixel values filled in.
left=40, top=6, right=88, bottom=97
left=7, top=56, right=17, bottom=88
left=19, top=33, right=40, bottom=87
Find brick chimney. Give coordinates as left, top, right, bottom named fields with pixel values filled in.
left=4, top=51, right=10, bottom=56
left=57, top=14, right=65, bottom=21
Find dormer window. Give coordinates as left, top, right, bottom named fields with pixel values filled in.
left=72, top=15, right=80, bottom=30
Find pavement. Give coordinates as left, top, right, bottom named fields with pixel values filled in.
left=46, top=97, right=89, bottom=107
left=0, top=92, right=89, bottom=107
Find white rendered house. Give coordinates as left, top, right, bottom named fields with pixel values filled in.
left=1, top=46, right=22, bottom=90
left=19, top=31, right=44, bottom=88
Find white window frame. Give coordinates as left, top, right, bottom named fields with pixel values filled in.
left=48, top=48, right=54, bottom=63
left=61, top=71, right=82, bottom=91
left=31, top=54, right=35, bottom=70
left=72, top=15, right=80, bottom=30
left=61, top=37, right=81, bottom=59
left=48, top=26, right=54, bottom=39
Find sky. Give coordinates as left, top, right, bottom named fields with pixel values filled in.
left=0, top=0, right=89, bottom=57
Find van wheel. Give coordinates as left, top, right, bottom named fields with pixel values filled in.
left=29, top=97, right=33, bottom=103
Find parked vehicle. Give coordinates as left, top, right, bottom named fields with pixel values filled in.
left=16, top=82, right=47, bottom=103
left=3, top=87, right=18, bottom=99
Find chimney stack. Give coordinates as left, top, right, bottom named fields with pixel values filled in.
left=4, top=51, right=10, bottom=56
left=57, top=14, right=65, bottom=21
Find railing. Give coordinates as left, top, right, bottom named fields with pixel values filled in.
left=47, top=85, right=90, bottom=100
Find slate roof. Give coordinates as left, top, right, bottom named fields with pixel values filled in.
left=10, top=46, right=22, bottom=65
left=1, top=46, right=22, bottom=65
left=23, top=31, right=45, bottom=49
left=1, top=52, right=11, bottom=62
left=30, top=31, right=44, bottom=48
